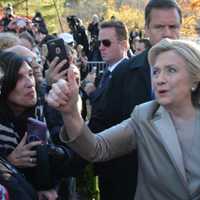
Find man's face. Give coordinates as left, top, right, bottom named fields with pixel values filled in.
left=34, top=32, right=45, bottom=43
left=145, top=8, right=181, bottom=45
left=135, top=41, right=146, bottom=55
left=98, top=27, right=127, bottom=65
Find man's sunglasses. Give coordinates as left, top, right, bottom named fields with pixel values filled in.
left=98, top=39, right=112, bottom=47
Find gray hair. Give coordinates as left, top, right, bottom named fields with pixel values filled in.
left=148, top=38, right=200, bottom=107
left=0, top=32, right=19, bottom=50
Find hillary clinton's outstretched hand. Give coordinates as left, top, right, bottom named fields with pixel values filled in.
left=46, top=68, right=79, bottom=114
left=46, top=68, right=84, bottom=139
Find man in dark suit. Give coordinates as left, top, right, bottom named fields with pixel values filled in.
left=85, top=20, right=139, bottom=200
left=128, top=0, right=182, bottom=96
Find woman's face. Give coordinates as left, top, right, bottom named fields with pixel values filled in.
left=7, top=62, right=37, bottom=114
left=152, top=50, right=193, bottom=108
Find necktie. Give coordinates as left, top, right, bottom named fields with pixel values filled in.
left=99, top=69, right=111, bottom=89
left=89, top=69, right=111, bottom=103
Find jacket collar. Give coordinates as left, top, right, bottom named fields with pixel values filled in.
left=90, top=58, right=129, bottom=102
left=108, top=57, right=127, bottom=72
left=150, top=105, right=187, bottom=182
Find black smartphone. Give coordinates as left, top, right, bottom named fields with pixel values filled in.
left=46, top=38, right=70, bottom=71
left=27, top=118, right=48, bottom=144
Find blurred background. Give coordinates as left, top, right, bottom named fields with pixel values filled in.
left=0, top=0, right=200, bottom=38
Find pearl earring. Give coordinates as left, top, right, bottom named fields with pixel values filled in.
left=191, top=87, right=196, bottom=92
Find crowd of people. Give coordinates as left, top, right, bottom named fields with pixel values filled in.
left=0, top=0, right=200, bottom=200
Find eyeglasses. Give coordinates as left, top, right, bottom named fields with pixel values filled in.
left=98, top=39, right=112, bottom=47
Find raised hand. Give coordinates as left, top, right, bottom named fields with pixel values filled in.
left=46, top=68, right=80, bottom=115
left=45, top=57, right=68, bottom=85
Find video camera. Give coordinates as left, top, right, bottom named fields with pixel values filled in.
left=66, top=15, right=80, bottom=30
left=66, top=15, right=89, bottom=56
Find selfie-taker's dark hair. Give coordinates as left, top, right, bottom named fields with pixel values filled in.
left=0, top=51, right=26, bottom=99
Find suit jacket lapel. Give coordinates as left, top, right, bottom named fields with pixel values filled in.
left=91, top=58, right=128, bottom=102
left=151, top=106, right=187, bottom=181
left=90, top=72, right=111, bottom=102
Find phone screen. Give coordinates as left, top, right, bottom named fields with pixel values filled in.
left=27, top=118, right=48, bottom=144
left=46, top=38, right=70, bottom=71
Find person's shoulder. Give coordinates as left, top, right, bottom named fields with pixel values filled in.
left=129, top=49, right=149, bottom=62
left=131, top=100, right=160, bottom=121
left=0, top=112, right=14, bottom=132
left=112, top=58, right=130, bottom=75
left=0, top=123, right=15, bottom=134
left=128, top=49, right=150, bottom=69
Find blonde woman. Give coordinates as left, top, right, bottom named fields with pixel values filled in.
left=47, top=38, right=200, bottom=200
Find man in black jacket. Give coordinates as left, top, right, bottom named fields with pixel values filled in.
left=128, top=0, right=182, bottom=96
left=85, top=20, right=138, bottom=200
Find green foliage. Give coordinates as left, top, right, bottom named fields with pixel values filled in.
left=76, top=164, right=100, bottom=200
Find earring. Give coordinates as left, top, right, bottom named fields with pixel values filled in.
left=191, top=87, right=196, bottom=92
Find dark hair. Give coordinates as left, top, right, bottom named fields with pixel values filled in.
left=139, top=38, right=151, bottom=49
left=32, top=11, right=48, bottom=35
left=34, top=11, right=43, bottom=19
left=100, top=20, right=128, bottom=41
left=145, top=0, right=182, bottom=27
left=0, top=51, right=26, bottom=99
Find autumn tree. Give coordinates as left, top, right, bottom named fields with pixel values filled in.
left=0, top=0, right=66, bottom=33
left=178, top=0, right=200, bottom=37
left=0, top=0, right=146, bottom=34
left=2, top=0, right=200, bottom=38
left=104, top=4, right=144, bottom=33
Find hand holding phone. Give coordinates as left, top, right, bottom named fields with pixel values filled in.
left=46, top=38, right=70, bottom=72
left=27, top=118, right=48, bottom=144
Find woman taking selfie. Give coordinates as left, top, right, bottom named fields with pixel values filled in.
left=47, top=38, right=200, bottom=200
left=0, top=51, right=86, bottom=200
left=0, top=51, right=58, bottom=200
